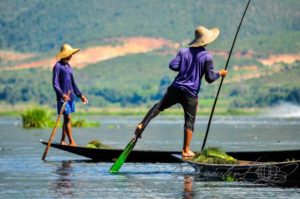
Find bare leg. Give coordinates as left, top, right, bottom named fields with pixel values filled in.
left=135, top=104, right=161, bottom=138
left=64, top=114, right=77, bottom=146
left=182, top=128, right=195, bottom=157
left=60, top=123, right=67, bottom=145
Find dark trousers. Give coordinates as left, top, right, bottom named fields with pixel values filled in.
left=159, top=86, right=198, bottom=131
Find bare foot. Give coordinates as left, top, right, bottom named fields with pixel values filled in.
left=182, top=150, right=195, bottom=157
left=69, top=142, right=77, bottom=147
left=135, top=124, right=143, bottom=138
left=60, top=141, right=67, bottom=145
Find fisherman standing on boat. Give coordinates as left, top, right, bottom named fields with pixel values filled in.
left=53, top=44, right=88, bottom=146
left=135, top=26, right=228, bottom=157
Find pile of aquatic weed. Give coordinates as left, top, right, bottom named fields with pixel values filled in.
left=193, top=147, right=237, bottom=164
left=86, top=139, right=112, bottom=149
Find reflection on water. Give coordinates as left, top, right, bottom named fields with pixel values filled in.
left=53, top=161, right=74, bottom=198
left=183, top=175, right=195, bottom=199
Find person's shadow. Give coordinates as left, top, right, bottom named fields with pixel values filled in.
left=53, top=161, right=74, bottom=198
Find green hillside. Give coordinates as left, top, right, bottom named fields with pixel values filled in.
left=0, top=0, right=299, bottom=114
left=0, top=0, right=299, bottom=53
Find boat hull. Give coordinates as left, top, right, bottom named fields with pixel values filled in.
left=41, top=141, right=180, bottom=162
left=41, top=141, right=300, bottom=163
left=173, top=154, right=300, bottom=187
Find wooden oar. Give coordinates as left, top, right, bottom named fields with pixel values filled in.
left=109, top=93, right=166, bottom=173
left=42, top=91, right=70, bottom=160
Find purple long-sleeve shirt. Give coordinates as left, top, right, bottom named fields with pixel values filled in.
left=169, top=47, right=220, bottom=97
left=52, top=61, right=82, bottom=101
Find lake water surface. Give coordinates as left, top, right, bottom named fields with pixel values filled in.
left=1, top=115, right=300, bottom=198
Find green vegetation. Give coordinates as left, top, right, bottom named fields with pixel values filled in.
left=21, top=108, right=52, bottom=128
left=0, top=0, right=299, bottom=53
left=0, top=103, right=260, bottom=117
left=86, top=139, right=112, bottom=149
left=21, top=108, right=100, bottom=128
left=71, top=117, right=100, bottom=128
left=227, top=62, right=300, bottom=108
left=193, top=147, right=237, bottom=164
left=222, top=175, right=236, bottom=182
left=1, top=55, right=299, bottom=115
left=0, top=1, right=299, bottom=114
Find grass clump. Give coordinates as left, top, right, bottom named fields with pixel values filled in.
left=71, top=118, right=100, bottom=128
left=21, top=108, right=100, bottom=128
left=86, top=139, right=112, bottom=149
left=193, top=147, right=237, bottom=164
left=21, top=108, right=52, bottom=128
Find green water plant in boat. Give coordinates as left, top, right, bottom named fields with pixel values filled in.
left=86, top=139, right=112, bottom=149
left=193, top=147, right=237, bottom=164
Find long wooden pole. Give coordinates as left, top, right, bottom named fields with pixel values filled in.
left=42, top=91, right=70, bottom=160
left=201, top=0, right=251, bottom=150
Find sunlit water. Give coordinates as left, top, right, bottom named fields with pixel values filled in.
left=1, top=115, right=300, bottom=198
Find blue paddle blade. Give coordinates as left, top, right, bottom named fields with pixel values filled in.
left=109, top=138, right=136, bottom=173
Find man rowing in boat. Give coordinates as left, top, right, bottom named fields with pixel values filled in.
left=135, top=26, right=228, bottom=157
left=52, top=44, right=88, bottom=146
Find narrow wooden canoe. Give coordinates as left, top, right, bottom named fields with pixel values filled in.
left=41, top=141, right=179, bottom=162
left=41, top=141, right=300, bottom=163
left=172, top=154, right=300, bottom=187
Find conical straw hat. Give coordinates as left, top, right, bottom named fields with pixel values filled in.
left=56, top=44, right=80, bottom=59
left=189, top=26, right=220, bottom=47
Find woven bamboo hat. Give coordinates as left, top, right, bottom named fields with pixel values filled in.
left=56, top=44, right=80, bottom=59
left=189, top=26, right=220, bottom=47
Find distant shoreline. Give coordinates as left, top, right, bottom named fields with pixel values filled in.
left=0, top=105, right=260, bottom=117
